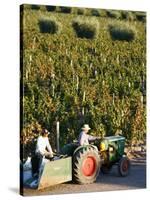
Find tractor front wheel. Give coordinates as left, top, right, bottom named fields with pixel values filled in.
left=118, top=156, right=130, bottom=177
left=73, top=147, right=100, bottom=184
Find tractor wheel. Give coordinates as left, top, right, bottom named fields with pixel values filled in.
left=73, top=147, right=100, bottom=184
left=118, top=156, right=130, bottom=177
left=101, top=164, right=112, bottom=174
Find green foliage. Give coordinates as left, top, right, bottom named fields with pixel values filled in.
left=31, top=4, right=40, bottom=10
left=121, top=11, right=128, bottom=20
left=109, top=22, right=136, bottom=41
left=135, top=12, right=146, bottom=22
left=106, top=10, right=122, bottom=19
left=127, top=12, right=136, bottom=21
left=91, top=9, right=100, bottom=17
left=38, top=17, right=61, bottom=34
left=22, top=4, right=30, bottom=10
left=21, top=6, right=146, bottom=157
left=72, top=17, right=99, bottom=39
left=99, top=10, right=107, bottom=17
left=77, top=8, right=85, bottom=15
left=59, top=6, right=72, bottom=13
left=46, top=5, right=56, bottom=12
left=21, top=121, right=41, bottom=159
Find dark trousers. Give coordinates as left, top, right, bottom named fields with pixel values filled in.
left=31, top=153, right=43, bottom=177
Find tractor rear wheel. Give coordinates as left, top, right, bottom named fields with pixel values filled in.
left=73, top=147, right=100, bottom=184
left=118, top=156, right=130, bottom=177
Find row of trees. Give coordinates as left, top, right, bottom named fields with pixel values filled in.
left=26, top=4, right=146, bottom=23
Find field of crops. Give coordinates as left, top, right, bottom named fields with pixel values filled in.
left=20, top=5, right=146, bottom=159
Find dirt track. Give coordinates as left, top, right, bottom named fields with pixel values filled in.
left=23, top=152, right=146, bottom=196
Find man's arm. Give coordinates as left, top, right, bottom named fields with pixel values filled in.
left=88, top=134, right=97, bottom=141
left=46, top=138, right=53, bottom=155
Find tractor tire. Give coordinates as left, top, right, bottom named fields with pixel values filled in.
left=118, top=156, right=131, bottom=177
left=73, top=146, right=100, bottom=184
left=101, top=164, right=112, bottom=174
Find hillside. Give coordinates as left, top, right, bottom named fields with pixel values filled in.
left=20, top=5, right=146, bottom=158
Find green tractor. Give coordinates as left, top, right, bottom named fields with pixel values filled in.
left=61, top=135, right=131, bottom=184
left=23, top=135, right=130, bottom=190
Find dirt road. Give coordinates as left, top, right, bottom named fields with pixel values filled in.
left=23, top=152, right=146, bottom=196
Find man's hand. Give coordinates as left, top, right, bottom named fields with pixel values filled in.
left=95, top=136, right=101, bottom=140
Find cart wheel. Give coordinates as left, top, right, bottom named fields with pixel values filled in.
left=101, top=164, right=112, bottom=174
left=118, top=156, right=130, bottom=177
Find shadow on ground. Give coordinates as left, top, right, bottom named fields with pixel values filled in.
left=23, top=152, right=146, bottom=196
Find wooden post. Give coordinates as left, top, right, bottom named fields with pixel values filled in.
left=83, top=91, right=86, bottom=102
left=128, top=82, right=131, bottom=88
left=90, top=63, right=93, bottom=69
left=82, top=91, right=86, bottom=116
left=26, top=55, right=32, bottom=80
left=82, top=107, right=85, bottom=116
left=113, top=93, right=115, bottom=105
left=66, top=49, right=68, bottom=55
left=76, top=75, right=79, bottom=91
left=95, top=70, right=98, bottom=77
left=56, top=121, right=60, bottom=153
left=32, top=37, right=36, bottom=50
left=52, top=84, right=55, bottom=97
left=141, top=95, right=143, bottom=107
left=116, top=55, right=120, bottom=64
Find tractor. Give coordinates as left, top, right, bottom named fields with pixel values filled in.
left=22, top=135, right=130, bottom=190
left=61, top=135, right=130, bottom=184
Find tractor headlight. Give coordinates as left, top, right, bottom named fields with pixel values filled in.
left=109, top=146, right=114, bottom=152
left=100, top=142, right=106, bottom=151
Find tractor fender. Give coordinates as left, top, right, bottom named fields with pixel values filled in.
left=73, top=144, right=98, bottom=157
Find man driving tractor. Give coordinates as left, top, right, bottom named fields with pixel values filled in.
left=78, top=124, right=99, bottom=145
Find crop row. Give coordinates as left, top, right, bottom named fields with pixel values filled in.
left=20, top=6, right=146, bottom=159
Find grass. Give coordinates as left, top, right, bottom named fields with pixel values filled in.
left=109, top=22, right=136, bottom=42
left=72, top=17, right=99, bottom=39
left=38, top=17, right=61, bottom=34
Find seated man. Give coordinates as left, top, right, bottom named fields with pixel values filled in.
left=32, top=129, right=54, bottom=178
left=78, top=124, right=98, bottom=145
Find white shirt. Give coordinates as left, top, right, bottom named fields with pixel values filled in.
left=78, top=131, right=96, bottom=145
left=35, top=136, right=53, bottom=155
